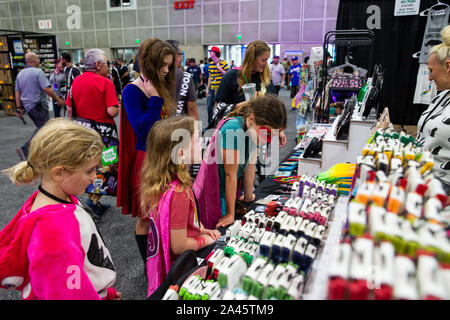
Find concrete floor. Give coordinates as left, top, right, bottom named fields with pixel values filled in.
left=0, top=88, right=297, bottom=300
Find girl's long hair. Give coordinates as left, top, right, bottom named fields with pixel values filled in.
left=140, top=116, right=196, bottom=217
left=138, top=38, right=177, bottom=115
left=238, top=40, right=272, bottom=92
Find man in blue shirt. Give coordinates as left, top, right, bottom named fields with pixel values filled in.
left=289, top=56, right=301, bottom=99
left=15, top=52, right=64, bottom=160
left=186, top=58, right=202, bottom=90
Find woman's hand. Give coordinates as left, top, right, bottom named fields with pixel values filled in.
left=216, top=214, right=235, bottom=229
left=113, top=291, right=122, bottom=300
left=143, top=79, right=159, bottom=97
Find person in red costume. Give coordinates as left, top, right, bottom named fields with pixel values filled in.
left=117, top=38, right=177, bottom=272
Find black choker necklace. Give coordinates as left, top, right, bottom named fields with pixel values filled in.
left=38, top=185, right=72, bottom=204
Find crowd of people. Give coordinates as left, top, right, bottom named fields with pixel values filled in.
left=1, top=38, right=292, bottom=300
left=2, top=25, right=450, bottom=299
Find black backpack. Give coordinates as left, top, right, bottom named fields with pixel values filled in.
left=206, top=102, right=236, bottom=130
left=197, top=83, right=206, bottom=99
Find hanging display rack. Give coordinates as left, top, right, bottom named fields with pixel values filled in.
left=318, top=29, right=376, bottom=124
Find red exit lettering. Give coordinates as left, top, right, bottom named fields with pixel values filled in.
left=174, top=0, right=195, bottom=10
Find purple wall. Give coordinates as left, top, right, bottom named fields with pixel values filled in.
left=278, top=0, right=339, bottom=58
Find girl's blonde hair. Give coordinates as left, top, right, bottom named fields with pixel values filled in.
left=238, top=40, right=272, bottom=92
left=430, top=25, right=450, bottom=64
left=3, top=119, right=104, bottom=185
left=140, top=116, right=197, bottom=217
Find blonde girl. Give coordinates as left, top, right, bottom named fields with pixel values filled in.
left=214, top=40, right=287, bottom=145
left=0, top=119, right=121, bottom=300
left=140, top=116, right=220, bottom=297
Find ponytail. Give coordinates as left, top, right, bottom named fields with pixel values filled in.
left=3, top=161, right=38, bottom=186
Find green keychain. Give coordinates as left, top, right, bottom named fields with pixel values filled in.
left=101, top=146, right=119, bottom=167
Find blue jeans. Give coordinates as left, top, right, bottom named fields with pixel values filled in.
left=207, top=88, right=216, bottom=127
left=22, top=102, right=49, bottom=157
left=53, top=100, right=62, bottom=118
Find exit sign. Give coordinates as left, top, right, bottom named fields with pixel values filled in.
left=174, top=0, right=195, bottom=10
left=38, top=20, right=52, bottom=30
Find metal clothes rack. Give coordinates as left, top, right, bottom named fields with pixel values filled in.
left=318, top=30, right=376, bottom=123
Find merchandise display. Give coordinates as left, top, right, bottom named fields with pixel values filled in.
left=162, top=124, right=449, bottom=301
left=161, top=171, right=346, bottom=300
left=329, top=74, right=364, bottom=90
left=0, top=36, right=15, bottom=115
left=317, top=163, right=356, bottom=196
left=2, top=0, right=450, bottom=306
left=354, top=64, right=384, bottom=120
left=0, top=32, right=58, bottom=116
left=327, top=129, right=450, bottom=300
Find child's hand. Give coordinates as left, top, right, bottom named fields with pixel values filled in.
left=113, top=291, right=122, bottom=300
left=203, top=229, right=221, bottom=241
left=203, top=234, right=217, bottom=247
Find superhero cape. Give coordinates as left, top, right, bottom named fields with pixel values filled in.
left=0, top=191, right=117, bottom=300
left=146, top=180, right=179, bottom=297
left=117, top=93, right=137, bottom=215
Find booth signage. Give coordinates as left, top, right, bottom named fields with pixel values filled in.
left=394, top=0, right=421, bottom=16
left=174, top=0, right=195, bottom=10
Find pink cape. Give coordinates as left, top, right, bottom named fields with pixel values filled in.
left=146, top=180, right=180, bottom=297
left=0, top=191, right=117, bottom=300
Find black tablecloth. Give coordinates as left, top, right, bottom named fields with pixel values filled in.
left=153, top=147, right=301, bottom=298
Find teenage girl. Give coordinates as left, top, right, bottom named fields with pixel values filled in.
left=214, top=40, right=287, bottom=146
left=117, top=38, right=177, bottom=271
left=0, top=119, right=121, bottom=300
left=139, top=116, right=221, bottom=296
left=196, top=94, right=288, bottom=228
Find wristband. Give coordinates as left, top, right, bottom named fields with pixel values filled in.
left=195, top=236, right=206, bottom=250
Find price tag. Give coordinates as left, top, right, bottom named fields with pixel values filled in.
left=394, top=0, right=420, bottom=16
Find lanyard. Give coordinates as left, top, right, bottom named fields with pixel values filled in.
left=38, top=185, right=72, bottom=204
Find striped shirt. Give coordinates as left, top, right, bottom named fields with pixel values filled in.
left=208, top=60, right=229, bottom=91
left=417, top=89, right=450, bottom=185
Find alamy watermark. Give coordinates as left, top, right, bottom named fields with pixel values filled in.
left=170, top=123, right=281, bottom=176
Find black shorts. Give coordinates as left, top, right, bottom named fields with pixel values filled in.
left=290, top=85, right=299, bottom=99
